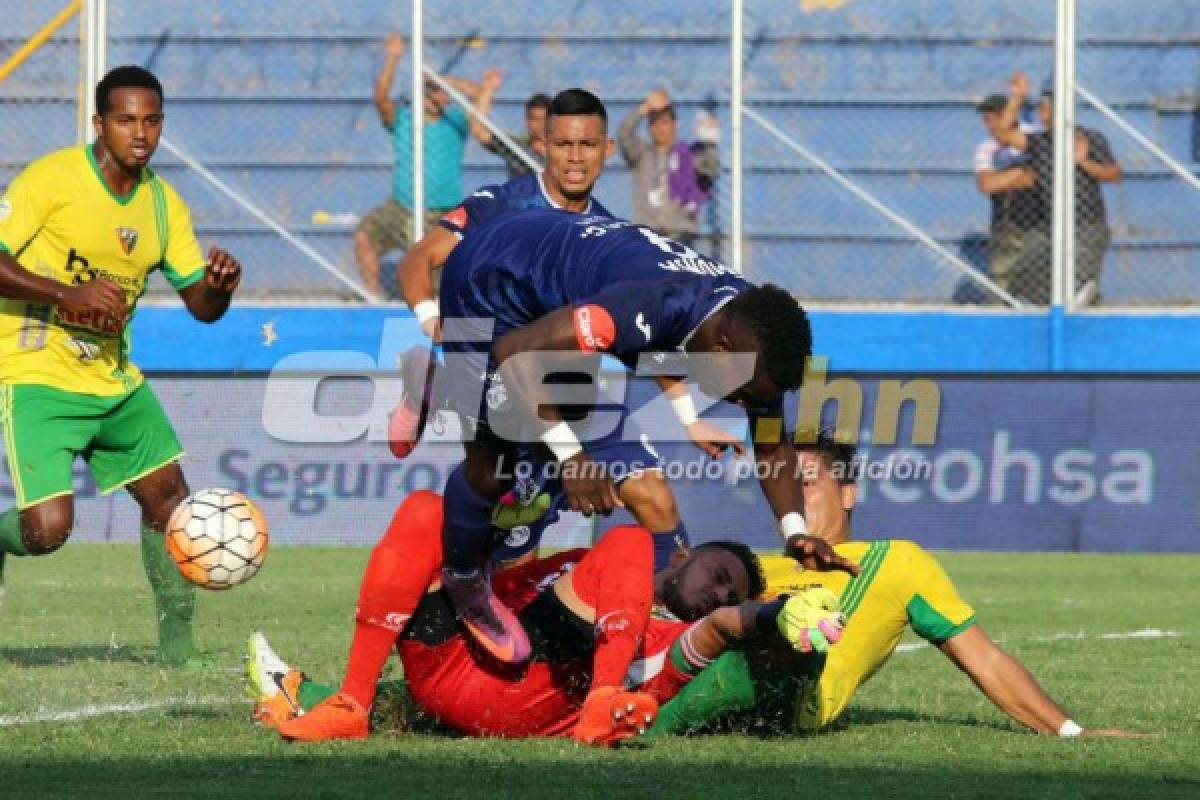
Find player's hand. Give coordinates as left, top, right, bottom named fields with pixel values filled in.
left=785, top=534, right=862, bottom=576
left=1010, top=71, right=1030, bottom=98
left=420, top=315, right=442, bottom=342
left=561, top=452, right=623, bottom=516
left=204, top=247, right=242, bottom=293
left=685, top=420, right=746, bottom=459
left=385, top=33, right=406, bottom=59
left=775, top=588, right=845, bottom=654
left=59, top=278, right=126, bottom=323
left=481, top=68, right=503, bottom=93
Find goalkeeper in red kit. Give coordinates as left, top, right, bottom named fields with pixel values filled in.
left=247, top=491, right=847, bottom=746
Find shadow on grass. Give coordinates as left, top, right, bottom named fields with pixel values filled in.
left=840, top=706, right=1016, bottom=733
left=0, top=644, right=155, bottom=667
left=2, top=753, right=1196, bottom=800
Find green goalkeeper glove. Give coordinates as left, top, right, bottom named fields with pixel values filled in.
left=775, top=587, right=845, bottom=654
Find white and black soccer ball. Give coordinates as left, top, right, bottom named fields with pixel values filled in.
left=165, top=488, right=269, bottom=590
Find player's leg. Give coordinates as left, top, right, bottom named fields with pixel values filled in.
left=270, top=490, right=447, bottom=740
left=0, top=384, right=96, bottom=589
left=587, top=421, right=691, bottom=570
left=125, top=462, right=197, bottom=665
left=440, top=439, right=532, bottom=664
left=92, top=383, right=197, bottom=665
left=341, top=490, right=445, bottom=708
left=557, top=525, right=659, bottom=744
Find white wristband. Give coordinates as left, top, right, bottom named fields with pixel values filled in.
left=1058, top=719, right=1083, bottom=737
left=670, top=392, right=699, bottom=427
left=780, top=511, right=808, bottom=539
left=541, top=421, right=583, bottom=463
left=413, top=300, right=440, bottom=326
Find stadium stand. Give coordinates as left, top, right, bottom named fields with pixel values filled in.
left=3, top=0, right=1198, bottom=302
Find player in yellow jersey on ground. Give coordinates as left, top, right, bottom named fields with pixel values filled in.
left=651, top=431, right=1144, bottom=738
left=0, top=66, right=242, bottom=665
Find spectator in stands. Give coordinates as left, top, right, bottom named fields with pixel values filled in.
left=997, top=72, right=1122, bottom=305
left=356, top=33, right=486, bottom=299
left=619, top=88, right=719, bottom=247
left=974, top=93, right=1038, bottom=301
left=472, top=71, right=550, bottom=179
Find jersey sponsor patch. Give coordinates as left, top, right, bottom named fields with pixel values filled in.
left=442, top=206, right=468, bottom=230
left=573, top=304, right=615, bottom=353
left=0, top=194, right=11, bottom=221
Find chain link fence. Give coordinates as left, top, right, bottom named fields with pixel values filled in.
left=1077, top=1, right=1200, bottom=307
left=740, top=0, right=1053, bottom=305
left=3, top=1, right=1198, bottom=307
left=1, top=2, right=81, bottom=200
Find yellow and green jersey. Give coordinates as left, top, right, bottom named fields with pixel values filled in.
left=760, top=539, right=976, bottom=730
left=0, top=145, right=206, bottom=396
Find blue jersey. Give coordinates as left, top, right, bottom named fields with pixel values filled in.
left=437, top=171, right=613, bottom=238
left=440, top=209, right=750, bottom=371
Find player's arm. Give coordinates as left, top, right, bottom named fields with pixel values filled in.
left=374, top=33, right=406, bottom=129
left=0, top=166, right=126, bottom=319
left=680, top=588, right=845, bottom=667
left=0, top=251, right=125, bottom=319
left=492, top=305, right=624, bottom=515
left=653, top=375, right=746, bottom=459
left=996, top=72, right=1031, bottom=150
left=937, top=625, right=1142, bottom=738
left=398, top=225, right=459, bottom=340
left=177, top=248, right=241, bottom=323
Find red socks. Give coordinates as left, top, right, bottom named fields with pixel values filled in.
left=341, top=491, right=444, bottom=708
left=569, top=525, right=654, bottom=688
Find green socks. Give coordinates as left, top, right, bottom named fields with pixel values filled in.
left=649, top=651, right=759, bottom=736
left=139, top=525, right=198, bottom=665
left=0, top=507, right=28, bottom=556
left=298, top=678, right=338, bottom=710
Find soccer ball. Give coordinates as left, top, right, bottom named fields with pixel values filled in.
left=165, top=488, right=268, bottom=590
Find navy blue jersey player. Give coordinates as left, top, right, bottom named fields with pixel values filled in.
left=436, top=208, right=852, bottom=666
left=398, top=88, right=615, bottom=341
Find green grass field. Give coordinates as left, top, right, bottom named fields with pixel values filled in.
left=1, top=545, right=1197, bottom=799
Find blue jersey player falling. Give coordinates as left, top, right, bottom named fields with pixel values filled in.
left=436, top=208, right=815, bottom=665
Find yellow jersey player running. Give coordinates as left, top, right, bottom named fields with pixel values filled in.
left=0, top=66, right=243, bottom=666
left=651, top=431, right=1143, bottom=739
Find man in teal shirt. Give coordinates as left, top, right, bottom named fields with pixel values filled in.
left=355, top=33, right=485, bottom=298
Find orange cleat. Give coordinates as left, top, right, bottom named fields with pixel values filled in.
left=571, top=686, right=659, bottom=747
left=276, top=692, right=369, bottom=742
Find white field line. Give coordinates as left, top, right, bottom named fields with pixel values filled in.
left=895, top=628, right=1180, bottom=654
left=0, top=696, right=237, bottom=728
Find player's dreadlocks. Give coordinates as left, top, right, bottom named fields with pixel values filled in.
left=697, top=540, right=767, bottom=599
left=96, top=65, right=163, bottom=115
left=724, top=284, right=812, bottom=391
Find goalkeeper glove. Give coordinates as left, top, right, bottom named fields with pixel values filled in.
left=775, top=587, right=845, bottom=654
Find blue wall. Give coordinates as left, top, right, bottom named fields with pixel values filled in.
left=132, top=306, right=1200, bottom=374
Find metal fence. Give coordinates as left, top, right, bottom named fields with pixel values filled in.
left=1, top=0, right=1197, bottom=308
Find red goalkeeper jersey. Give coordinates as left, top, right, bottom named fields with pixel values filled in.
left=398, top=549, right=694, bottom=738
